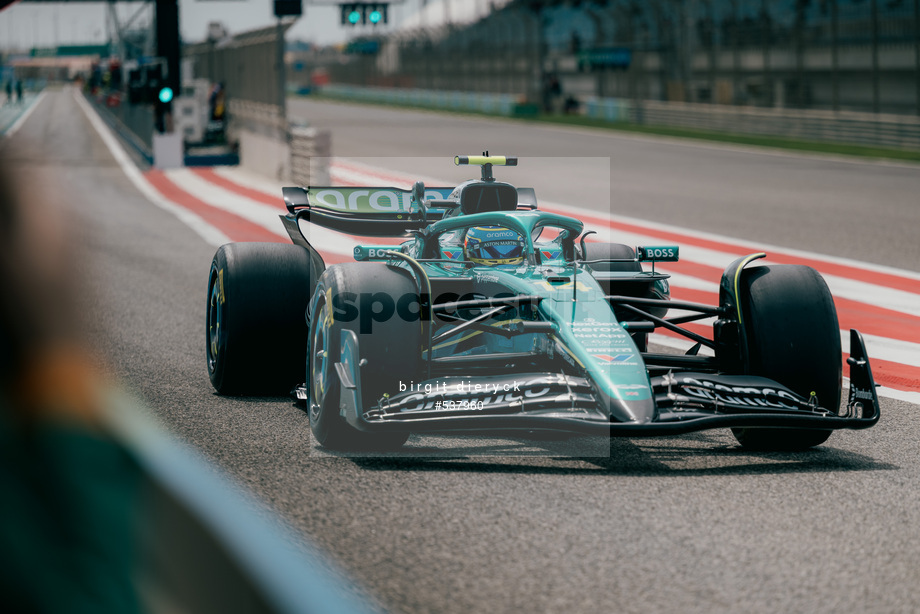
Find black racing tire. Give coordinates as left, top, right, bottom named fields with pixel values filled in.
left=308, top=263, right=418, bottom=451
left=206, top=242, right=315, bottom=395
left=731, top=265, right=841, bottom=451
left=581, top=242, right=642, bottom=273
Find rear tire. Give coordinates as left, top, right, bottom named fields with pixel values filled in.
left=206, top=242, right=315, bottom=395
left=308, top=263, right=418, bottom=451
left=730, top=265, right=841, bottom=451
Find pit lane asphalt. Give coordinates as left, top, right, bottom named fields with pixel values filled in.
left=6, top=88, right=919, bottom=614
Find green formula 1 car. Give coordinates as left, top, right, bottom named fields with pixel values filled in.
left=205, top=154, right=880, bottom=452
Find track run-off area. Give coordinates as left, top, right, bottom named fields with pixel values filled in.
left=7, top=87, right=920, bottom=614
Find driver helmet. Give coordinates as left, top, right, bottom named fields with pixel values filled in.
left=463, top=226, right=526, bottom=267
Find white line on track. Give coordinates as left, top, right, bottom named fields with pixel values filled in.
left=73, top=88, right=230, bottom=247
left=4, top=90, right=46, bottom=136
left=856, top=332, right=920, bottom=368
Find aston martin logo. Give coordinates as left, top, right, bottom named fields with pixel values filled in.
left=592, top=353, right=633, bottom=363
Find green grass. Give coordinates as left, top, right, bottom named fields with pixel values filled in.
left=307, top=92, right=920, bottom=164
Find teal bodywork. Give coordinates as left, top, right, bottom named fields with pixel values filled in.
left=354, top=209, right=666, bottom=424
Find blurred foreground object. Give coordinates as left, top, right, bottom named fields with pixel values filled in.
left=0, top=151, right=377, bottom=613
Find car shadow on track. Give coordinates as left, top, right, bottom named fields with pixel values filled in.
left=290, top=397, right=894, bottom=476
left=343, top=433, right=896, bottom=477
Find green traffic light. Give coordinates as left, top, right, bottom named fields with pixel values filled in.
left=348, top=10, right=361, bottom=24
left=369, top=9, right=381, bottom=23
left=158, top=87, right=173, bottom=103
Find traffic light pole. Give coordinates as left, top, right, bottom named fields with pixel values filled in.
left=277, top=17, right=287, bottom=124
left=155, top=0, right=180, bottom=131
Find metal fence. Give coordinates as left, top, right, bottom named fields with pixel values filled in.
left=183, top=22, right=333, bottom=181
left=625, top=98, right=920, bottom=149
left=184, top=22, right=293, bottom=140
left=318, top=0, right=920, bottom=117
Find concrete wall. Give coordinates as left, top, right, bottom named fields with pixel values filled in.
left=228, top=99, right=290, bottom=181
left=238, top=129, right=290, bottom=181
left=290, top=127, right=331, bottom=187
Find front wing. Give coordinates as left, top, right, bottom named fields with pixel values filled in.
left=318, top=329, right=880, bottom=437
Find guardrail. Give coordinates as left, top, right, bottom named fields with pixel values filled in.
left=320, top=84, right=520, bottom=116
left=623, top=100, right=920, bottom=151
left=582, top=97, right=631, bottom=122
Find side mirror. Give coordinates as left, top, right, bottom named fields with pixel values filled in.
left=411, top=180, right=425, bottom=208
left=411, top=180, right=427, bottom=221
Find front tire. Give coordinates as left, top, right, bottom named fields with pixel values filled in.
left=308, top=263, right=419, bottom=451
left=206, top=242, right=315, bottom=395
left=730, top=265, right=841, bottom=451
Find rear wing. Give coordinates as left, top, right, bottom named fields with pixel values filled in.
left=282, top=185, right=539, bottom=238
left=282, top=186, right=454, bottom=237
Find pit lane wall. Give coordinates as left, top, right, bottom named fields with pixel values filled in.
left=226, top=99, right=291, bottom=180
left=318, top=84, right=920, bottom=151
left=227, top=102, right=331, bottom=183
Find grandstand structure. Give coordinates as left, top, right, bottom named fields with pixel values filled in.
left=319, top=0, right=920, bottom=116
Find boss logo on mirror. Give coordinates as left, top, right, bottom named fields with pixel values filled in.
left=638, top=246, right=679, bottom=261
